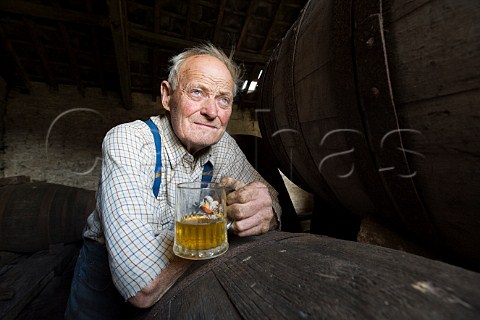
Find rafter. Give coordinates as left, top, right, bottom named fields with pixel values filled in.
left=23, top=17, right=58, bottom=90
left=0, top=0, right=307, bottom=103
left=0, top=25, right=32, bottom=93
left=185, top=0, right=195, bottom=40
left=0, top=1, right=108, bottom=27
left=236, top=0, right=257, bottom=51
left=86, top=0, right=107, bottom=95
left=152, top=0, right=162, bottom=101
left=107, top=0, right=133, bottom=109
left=52, top=0, right=84, bottom=96
left=212, top=0, right=226, bottom=44
left=129, top=27, right=269, bottom=64
left=58, top=25, right=84, bottom=96
left=260, top=0, right=284, bottom=54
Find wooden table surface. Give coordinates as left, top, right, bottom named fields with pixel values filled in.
left=146, top=231, right=480, bottom=319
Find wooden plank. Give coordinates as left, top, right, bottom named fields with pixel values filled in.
left=385, top=0, right=480, bottom=104
left=128, top=27, right=270, bottom=64
left=354, top=0, right=434, bottom=241
left=23, top=18, right=58, bottom=91
left=152, top=272, right=242, bottom=319
left=388, top=0, right=433, bottom=22
left=148, top=232, right=480, bottom=319
left=394, top=88, right=480, bottom=268
left=57, top=22, right=83, bottom=95
left=212, top=0, right=226, bottom=44
left=0, top=244, right=78, bottom=320
left=260, top=0, right=283, bottom=54
left=86, top=0, right=107, bottom=95
left=0, top=25, right=32, bottom=93
left=0, top=1, right=109, bottom=27
left=184, top=0, right=195, bottom=40
left=107, top=0, right=133, bottom=109
left=236, top=0, right=257, bottom=51
left=0, top=176, right=31, bottom=187
left=52, top=0, right=84, bottom=97
left=151, top=0, right=162, bottom=101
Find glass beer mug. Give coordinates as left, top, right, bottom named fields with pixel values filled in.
left=173, top=182, right=229, bottom=260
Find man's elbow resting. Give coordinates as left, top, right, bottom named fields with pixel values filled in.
left=128, top=291, right=157, bottom=309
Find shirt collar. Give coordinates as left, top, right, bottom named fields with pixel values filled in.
left=155, top=115, right=215, bottom=171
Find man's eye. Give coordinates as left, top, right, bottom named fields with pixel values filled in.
left=191, top=89, right=202, bottom=96
left=219, top=97, right=230, bottom=106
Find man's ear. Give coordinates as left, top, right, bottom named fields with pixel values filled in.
left=160, top=80, right=172, bottom=111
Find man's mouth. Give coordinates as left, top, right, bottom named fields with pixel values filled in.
left=194, top=122, right=218, bottom=129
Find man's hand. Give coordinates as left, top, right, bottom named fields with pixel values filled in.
left=220, top=176, right=278, bottom=237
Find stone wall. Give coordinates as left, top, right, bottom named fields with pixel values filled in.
left=0, top=78, right=6, bottom=174
left=2, top=82, right=261, bottom=190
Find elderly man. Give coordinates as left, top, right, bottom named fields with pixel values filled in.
left=65, top=43, right=281, bottom=319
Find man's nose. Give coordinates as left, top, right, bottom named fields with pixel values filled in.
left=200, top=97, right=218, bottom=118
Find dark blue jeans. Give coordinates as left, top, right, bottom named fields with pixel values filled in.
left=65, top=237, right=148, bottom=320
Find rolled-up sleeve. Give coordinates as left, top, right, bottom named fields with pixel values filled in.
left=99, top=123, right=174, bottom=300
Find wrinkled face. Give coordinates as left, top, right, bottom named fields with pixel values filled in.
left=161, top=55, right=234, bottom=154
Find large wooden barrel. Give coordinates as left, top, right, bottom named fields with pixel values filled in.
left=147, top=231, right=480, bottom=319
left=258, top=0, right=480, bottom=269
left=0, top=182, right=96, bottom=252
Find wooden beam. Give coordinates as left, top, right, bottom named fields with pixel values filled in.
left=23, top=18, right=58, bottom=91
left=151, top=0, right=162, bottom=101
left=0, top=25, right=32, bottom=93
left=86, top=0, right=107, bottom=95
left=236, top=0, right=257, bottom=51
left=0, top=1, right=109, bottom=27
left=52, top=0, right=84, bottom=96
left=212, top=0, right=226, bottom=44
left=130, top=27, right=197, bottom=48
left=129, top=27, right=269, bottom=64
left=260, top=0, right=284, bottom=54
left=185, top=0, right=195, bottom=40
left=57, top=29, right=82, bottom=94
left=107, top=0, right=133, bottom=109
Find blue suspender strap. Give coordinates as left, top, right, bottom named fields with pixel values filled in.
left=145, top=119, right=162, bottom=198
left=145, top=118, right=214, bottom=196
left=202, top=161, right=213, bottom=183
